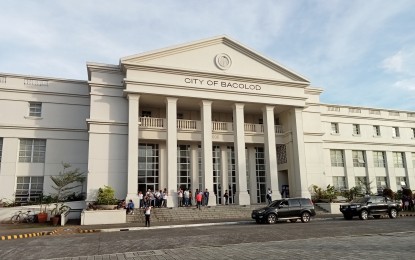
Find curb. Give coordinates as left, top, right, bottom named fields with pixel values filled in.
left=1, top=231, right=49, bottom=240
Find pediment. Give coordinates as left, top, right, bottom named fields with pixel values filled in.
left=121, top=36, right=309, bottom=83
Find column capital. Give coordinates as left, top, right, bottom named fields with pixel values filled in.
left=262, top=105, right=275, bottom=112
left=200, top=100, right=213, bottom=106
left=233, top=103, right=245, bottom=109
left=127, top=93, right=140, bottom=101
left=165, top=97, right=178, bottom=103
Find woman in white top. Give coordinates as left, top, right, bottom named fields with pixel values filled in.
left=144, top=206, right=151, bottom=227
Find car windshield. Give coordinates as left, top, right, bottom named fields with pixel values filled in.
left=351, top=197, right=369, bottom=203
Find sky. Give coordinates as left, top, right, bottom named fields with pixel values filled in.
left=1, top=0, right=415, bottom=111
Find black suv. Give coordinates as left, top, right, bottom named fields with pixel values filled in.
left=252, top=198, right=316, bottom=224
left=340, top=196, right=403, bottom=220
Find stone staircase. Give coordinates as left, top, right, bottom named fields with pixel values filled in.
left=126, top=204, right=266, bottom=223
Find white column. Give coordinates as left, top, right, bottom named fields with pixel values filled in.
left=201, top=100, right=216, bottom=206
left=233, top=103, right=250, bottom=205
left=385, top=151, right=397, bottom=191
left=126, top=94, right=140, bottom=205
left=344, top=150, right=355, bottom=190
left=290, top=107, right=310, bottom=198
left=190, top=144, right=199, bottom=194
left=263, top=105, right=281, bottom=200
left=166, top=97, right=178, bottom=207
left=366, top=151, right=377, bottom=194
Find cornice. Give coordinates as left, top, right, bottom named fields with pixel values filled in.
left=0, top=72, right=86, bottom=84
left=0, top=87, right=90, bottom=99
left=321, top=114, right=415, bottom=124
left=323, top=140, right=415, bottom=148
left=0, top=124, right=88, bottom=133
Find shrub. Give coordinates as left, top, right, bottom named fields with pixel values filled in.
left=96, top=186, right=118, bottom=205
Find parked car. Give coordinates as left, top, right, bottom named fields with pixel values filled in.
left=251, top=198, right=316, bottom=224
left=339, top=195, right=403, bottom=220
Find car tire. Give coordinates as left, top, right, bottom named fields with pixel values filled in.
left=389, top=208, right=398, bottom=219
left=359, top=210, right=368, bottom=220
left=289, top=219, right=298, bottom=223
left=301, top=212, right=311, bottom=223
left=343, top=214, right=353, bottom=220
left=267, top=213, right=277, bottom=224
left=373, top=215, right=381, bottom=219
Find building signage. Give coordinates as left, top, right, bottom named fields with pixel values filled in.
left=184, top=77, right=261, bottom=91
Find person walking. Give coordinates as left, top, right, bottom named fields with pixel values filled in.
left=204, top=189, right=210, bottom=206
left=266, top=188, right=272, bottom=204
left=196, top=191, right=203, bottom=210
left=144, top=205, right=152, bottom=227
left=224, top=190, right=229, bottom=205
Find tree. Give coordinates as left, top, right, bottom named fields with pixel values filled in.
left=50, top=163, right=86, bottom=215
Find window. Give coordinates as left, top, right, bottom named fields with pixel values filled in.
left=412, top=128, right=415, bottom=138
left=352, top=150, right=366, bottom=167
left=373, top=151, right=386, bottom=167
left=373, top=126, right=381, bottom=137
left=19, top=139, right=46, bottom=163
left=328, top=106, right=340, bottom=112
left=369, top=109, right=381, bottom=115
left=349, top=108, right=361, bottom=113
left=331, top=123, right=339, bottom=134
left=376, top=177, right=388, bottom=194
left=141, top=111, right=152, bottom=117
left=29, top=102, right=42, bottom=117
left=392, top=127, right=400, bottom=138
left=396, top=177, right=407, bottom=190
left=0, top=138, right=3, bottom=162
left=15, top=176, right=44, bottom=203
left=392, top=152, right=405, bottom=168
left=333, top=176, right=346, bottom=191
left=177, top=145, right=191, bottom=190
left=138, top=143, right=159, bottom=193
left=352, top=124, right=360, bottom=135
left=330, top=150, right=344, bottom=167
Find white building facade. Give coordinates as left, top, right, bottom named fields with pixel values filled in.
left=0, top=36, right=414, bottom=207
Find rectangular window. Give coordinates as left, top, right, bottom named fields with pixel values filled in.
left=373, top=151, right=386, bottom=167
left=349, top=108, right=361, bottom=113
left=352, top=124, right=360, bottom=135
left=376, top=177, right=388, bottom=194
left=331, top=123, right=339, bottom=134
left=412, top=128, right=415, bottom=138
left=0, top=138, right=3, bottom=162
left=15, top=176, right=44, bottom=203
left=392, top=127, right=400, bottom=138
left=396, top=177, right=407, bottom=190
left=332, top=176, right=346, bottom=191
left=369, top=109, right=381, bottom=115
left=352, top=150, right=366, bottom=167
left=29, top=102, right=42, bottom=117
left=392, top=152, right=405, bottom=168
left=327, top=106, right=340, bottom=112
left=330, top=150, right=344, bottom=167
left=373, top=125, right=381, bottom=136
left=18, top=139, right=46, bottom=163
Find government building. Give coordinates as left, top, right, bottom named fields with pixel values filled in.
left=0, top=36, right=414, bottom=207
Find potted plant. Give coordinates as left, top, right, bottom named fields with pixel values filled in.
left=95, top=185, right=118, bottom=210
left=37, top=194, right=53, bottom=223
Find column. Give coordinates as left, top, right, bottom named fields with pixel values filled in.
left=290, top=107, right=310, bottom=198
left=126, top=94, right=140, bottom=205
left=344, top=150, right=355, bottom=191
left=263, top=105, right=281, bottom=200
left=365, top=151, right=377, bottom=194
left=166, top=97, right=178, bottom=207
left=233, top=103, right=250, bottom=205
left=385, top=151, right=397, bottom=191
left=190, top=144, right=199, bottom=195
left=201, top=100, right=216, bottom=206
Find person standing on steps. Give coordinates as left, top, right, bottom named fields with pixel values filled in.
left=204, top=188, right=210, bottom=206
left=144, top=205, right=152, bottom=227
left=224, top=190, right=229, bottom=205
left=266, top=188, right=272, bottom=204
left=196, top=191, right=203, bottom=210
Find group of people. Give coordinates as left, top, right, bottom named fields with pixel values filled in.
left=177, top=188, right=211, bottom=208
left=138, top=188, right=168, bottom=208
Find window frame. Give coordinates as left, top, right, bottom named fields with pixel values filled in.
left=352, top=124, right=360, bottom=135
left=18, top=139, right=46, bottom=163
left=15, top=176, right=44, bottom=203
left=392, top=152, right=405, bottom=168
left=352, top=150, right=366, bottom=167
left=331, top=123, right=339, bottom=134
left=373, top=125, right=381, bottom=137
left=392, top=127, right=400, bottom=138
left=330, top=150, right=345, bottom=167
left=373, top=151, right=386, bottom=168
left=29, top=102, right=42, bottom=117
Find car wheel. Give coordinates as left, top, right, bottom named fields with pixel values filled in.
left=289, top=219, right=298, bottom=223
left=359, top=210, right=368, bottom=220
left=343, top=214, right=353, bottom=220
left=301, top=212, right=311, bottom=223
left=373, top=215, right=381, bottom=219
left=267, top=213, right=277, bottom=224
left=389, top=208, right=398, bottom=219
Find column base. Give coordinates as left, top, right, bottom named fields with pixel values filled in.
left=167, top=193, right=178, bottom=208
left=206, top=193, right=216, bottom=206
left=235, top=191, right=251, bottom=206
left=125, top=193, right=140, bottom=208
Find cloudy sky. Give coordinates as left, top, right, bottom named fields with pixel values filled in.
left=1, top=0, right=414, bottom=110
